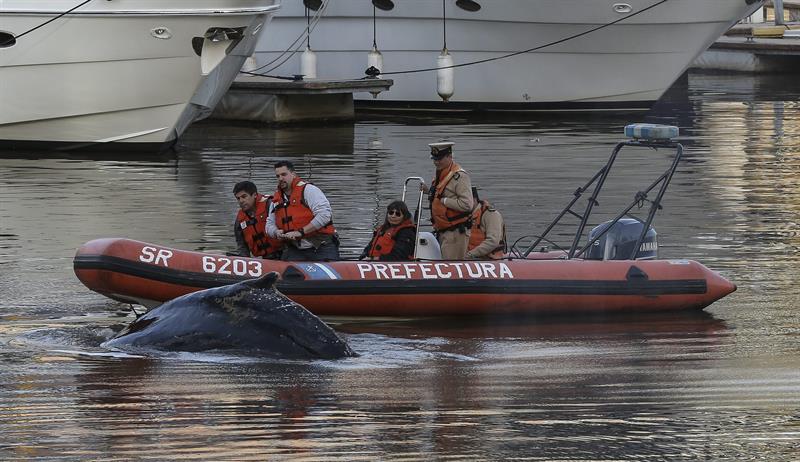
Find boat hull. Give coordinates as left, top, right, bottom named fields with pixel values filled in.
left=257, top=0, right=762, bottom=111
left=0, top=1, right=279, bottom=149
left=73, top=238, right=737, bottom=316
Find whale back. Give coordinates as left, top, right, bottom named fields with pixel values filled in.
left=104, top=272, right=355, bottom=359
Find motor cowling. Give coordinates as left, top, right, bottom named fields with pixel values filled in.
left=586, top=218, right=657, bottom=260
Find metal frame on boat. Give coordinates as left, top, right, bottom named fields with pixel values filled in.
left=519, top=124, right=682, bottom=260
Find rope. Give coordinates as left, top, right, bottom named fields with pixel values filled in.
left=238, top=72, right=303, bottom=80
left=0, top=0, right=94, bottom=47
left=245, top=0, right=670, bottom=81
left=442, top=0, right=447, bottom=50
left=245, top=0, right=329, bottom=76
left=129, top=304, right=143, bottom=319
left=377, top=0, right=670, bottom=76
left=372, top=6, right=377, bottom=49
left=306, top=4, right=311, bottom=48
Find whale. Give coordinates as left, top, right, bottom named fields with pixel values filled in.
left=102, top=272, right=356, bottom=359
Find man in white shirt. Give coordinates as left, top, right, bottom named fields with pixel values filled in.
left=266, top=160, right=340, bottom=261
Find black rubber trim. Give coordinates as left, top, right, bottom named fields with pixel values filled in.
left=278, top=279, right=707, bottom=296
left=75, top=255, right=708, bottom=296
left=75, top=255, right=241, bottom=288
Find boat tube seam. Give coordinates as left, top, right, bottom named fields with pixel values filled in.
left=74, top=255, right=708, bottom=296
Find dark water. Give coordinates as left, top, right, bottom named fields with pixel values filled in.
left=1, top=72, right=799, bottom=460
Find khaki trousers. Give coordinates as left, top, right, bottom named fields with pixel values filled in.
left=438, top=229, right=470, bottom=260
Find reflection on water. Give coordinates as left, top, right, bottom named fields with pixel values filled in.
left=1, top=71, right=799, bottom=460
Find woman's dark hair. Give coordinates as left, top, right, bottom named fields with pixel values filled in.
left=383, top=200, right=412, bottom=227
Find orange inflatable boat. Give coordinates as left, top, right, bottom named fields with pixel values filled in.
left=73, top=237, right=734, bottom=315
left=73, top=125, right=737, bottom=316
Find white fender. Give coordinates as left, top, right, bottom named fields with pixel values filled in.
left=368, top=45, right=384, bottom=74
left=367, top=46, right=384, bottom=98
left=436, top=49, right=454, bottom=102
left=300, top=46, right=317, bottom=79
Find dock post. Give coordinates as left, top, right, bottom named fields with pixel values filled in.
left=774, top=0, right=785, bottom=26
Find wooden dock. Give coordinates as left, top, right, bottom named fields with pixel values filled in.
left=212, top=77, right=393, bottom=123
left=693, top=20, right=800, bottom=73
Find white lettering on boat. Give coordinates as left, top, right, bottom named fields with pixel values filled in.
left=201, top=255, right=262, bottom=277
left=389, top=264, right=403, bottom=279
left=639, top=241, right=658, bottom=252
left=356, top=262, right=514, bottom=280
left=139, top=246, right=173, bottom=267
left=374, top=263, right=390, bottom=279
left=465, top=264, right=482, bottom=278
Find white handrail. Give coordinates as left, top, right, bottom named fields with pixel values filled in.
left=402, top=176, right=426, bottom=260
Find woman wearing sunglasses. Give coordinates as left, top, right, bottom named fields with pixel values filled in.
left=360, top=200, right=417, bottom=261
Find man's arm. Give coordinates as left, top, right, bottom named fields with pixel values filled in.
left=266, top=201, right=280, bottom=238
left=443, top=173, right=474, bottom=212
left=233, top=220, right=251, bottom=257
left=466, top=211, right=503, bottom=259
left=302, top=184, right=333, bottom=232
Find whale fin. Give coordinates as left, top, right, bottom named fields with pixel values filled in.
left=242, top=271, right=280, bottom=290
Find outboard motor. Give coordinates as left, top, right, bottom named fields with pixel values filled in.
left=586, top=218, right=657, bottom=260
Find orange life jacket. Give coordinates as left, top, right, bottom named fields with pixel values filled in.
left=272, top=177, right=335, bottom=236
left=468, top=200, right=506, bottom=260
left=237, top=194, right=284, bottom=258
left=430, top=162, right=472, bottom=232
left=367, top=219, right=416, bottom=259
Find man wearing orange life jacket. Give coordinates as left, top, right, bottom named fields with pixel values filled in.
left=466, top=188, right=507, bottom=260
left=232, top=181, right=284, bottom=259
left=420, top=141, right=474, bottom=260
left=266, top=160, right=340, bottom=261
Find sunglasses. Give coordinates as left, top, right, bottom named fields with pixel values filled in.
left=387, top=209, right=403, bottom=217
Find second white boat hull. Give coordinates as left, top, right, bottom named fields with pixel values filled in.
left=256, top=0, right=763, bottom=111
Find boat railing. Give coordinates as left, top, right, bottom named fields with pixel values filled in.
left=402, top=176, right=427, bottom=259
left=519, top=124, right=683, bottom=260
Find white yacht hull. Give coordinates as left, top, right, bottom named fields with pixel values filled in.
left=256, top=0, right=763, bottom=111
left=0, top=1, right=280, bottom=150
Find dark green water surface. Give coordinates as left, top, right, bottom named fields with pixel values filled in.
left=0, top=72, right=798, bottom=460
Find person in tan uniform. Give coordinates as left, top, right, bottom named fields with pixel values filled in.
left=420, top=141, right=474, bottom=260
left=466, top=188, right=507, bottom=260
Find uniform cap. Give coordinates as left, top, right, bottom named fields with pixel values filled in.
left=428, top=141, right=454, bottom=158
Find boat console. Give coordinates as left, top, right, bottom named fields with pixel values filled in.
left=414, top=232, right=443, bottom=260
